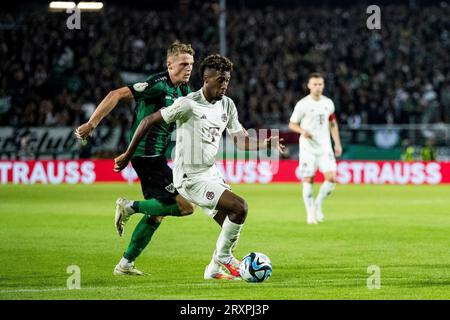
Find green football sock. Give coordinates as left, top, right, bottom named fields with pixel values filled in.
left=132, top=199, right=182, bottom=216
left=123, top=216, right=161, bottom=262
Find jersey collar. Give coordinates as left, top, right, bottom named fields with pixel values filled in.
left=165, top=70, right=175, bottom=88
left=309, top=94, right=322, bottom=102
left=199, top=88, right=222, bottom=105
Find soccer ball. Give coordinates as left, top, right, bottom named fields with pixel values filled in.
left=239, top=252, right=272, bottom=283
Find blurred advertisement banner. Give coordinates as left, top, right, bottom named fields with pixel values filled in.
left=0, top=126, right=121, bottom=158
left=0, top=160, right=448, bottom=184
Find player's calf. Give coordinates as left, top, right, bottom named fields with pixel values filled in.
left=227, top=197, right=248, bottom=224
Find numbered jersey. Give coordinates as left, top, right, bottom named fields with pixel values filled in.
left=290, top=94, right=335, bottom=155
left=160, top=89, right=243, bottom=187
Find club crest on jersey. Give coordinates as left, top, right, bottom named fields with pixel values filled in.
left=206, top=191, right=215, bottom=200
left=133, top=82, right=148, bottom=92
left=165, top=183, right=176, bottom=193
left=221, top=113, right=227, bottom=122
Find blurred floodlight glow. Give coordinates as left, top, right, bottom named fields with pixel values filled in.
left=49, top=2, right=104, bottom=11
left=77, top=2, right=104, bottom=10
left=49, top=1, right=76, bottom=9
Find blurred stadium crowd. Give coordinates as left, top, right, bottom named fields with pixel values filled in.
left=1, top=2, right=450, bottom=132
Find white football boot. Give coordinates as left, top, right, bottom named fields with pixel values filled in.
left=314, top=204, right=324, bottom=223
left=307, top=207, right=318, bottom=225
left=115, top=197, right=135, bottom=236
left=204, top=252, right=241, bottom=280
left=113, top=261, right=144, bottom=276
left=204, top=260, right=240, bottom=280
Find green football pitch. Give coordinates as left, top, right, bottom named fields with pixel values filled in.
left=0, top=183, right=449, bottom=300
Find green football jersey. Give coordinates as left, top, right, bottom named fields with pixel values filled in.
left=128, top=70, right=191, bottom=157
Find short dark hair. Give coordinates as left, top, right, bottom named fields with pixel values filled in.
left=308, top=72, right=324, bottom=80
left=200, top=54, right=233, bottom=78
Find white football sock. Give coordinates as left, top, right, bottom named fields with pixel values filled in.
left=315, top=181, right=336, bottom=208
left=302, top=182, right=314, bottom=213
left=229, top=235, right=239, bottom=256
left=119, top=257, right=132, bottom=266
left=215, top=216, right=243, bottom=263
left=126, top=201, right=135, bottom=213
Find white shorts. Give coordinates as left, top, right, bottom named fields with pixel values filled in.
left=299, top=150, right=337, bottom=179
left=176, top=166, right=231, bottom=218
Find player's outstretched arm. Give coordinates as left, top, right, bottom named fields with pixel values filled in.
left=231, top=130, right=285, bottom=154
left=114, top=111, right=165, bottom=172
left=75, top=86, right=133, bottom=140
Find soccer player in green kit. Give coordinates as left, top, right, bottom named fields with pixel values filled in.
left=75, top=41, right=196, bottom=275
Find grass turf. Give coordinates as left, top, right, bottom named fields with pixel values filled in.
left=0, top=183, right=449, bottom=300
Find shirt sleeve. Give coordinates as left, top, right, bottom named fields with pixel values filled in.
left=289, top=101, right=304, bottom=124
left=226, top=99, right=244, bottom=134
left=160, top=98, right=192, bottom=123
left=330, top=99, right=335, bottom=114
left=128, top=80, right=162, bottom=101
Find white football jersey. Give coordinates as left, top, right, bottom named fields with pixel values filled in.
left=160, top=89, right=243, bottom=187
left=290, top=94, right=335, bottom=154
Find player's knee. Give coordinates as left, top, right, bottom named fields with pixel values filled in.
left=149, top=215, right=164, bottom=223
left=176, top=197, right=195, bottom=216
left=233, top=198, right=248, bottom=220
left=303, top=177, right=314, bottom=184
left=180, top=202, right=195, bottom=216
left=326, top=176, right=337, bottom=184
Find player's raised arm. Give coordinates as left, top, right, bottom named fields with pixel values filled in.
left=75, top=86, right=133, bottom=139
left=113, top=111, right=165, bottom=172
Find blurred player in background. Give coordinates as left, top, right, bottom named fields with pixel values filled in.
left=113, top=54, right=285, bottom=280
left=288, top=73, right=342, bottom=224
left=75, top=41, right=196, bottom=275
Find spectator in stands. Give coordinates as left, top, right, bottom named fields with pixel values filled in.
left=401, top=139, right=416, bottom=162
left=1, top=2, right=449, bottom=140
left=421, top=139, right=437, bottom=161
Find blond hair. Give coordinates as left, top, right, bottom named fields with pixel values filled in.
left=167, top=40, right=195, bottom=58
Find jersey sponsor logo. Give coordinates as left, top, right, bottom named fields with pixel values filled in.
left=152, top=76, right=167, bottom=83
left=206, top=191, right=215, bottom=200
left=221, top=113, right=227, bottom=122
left=133, top=82, right=149, bottom=92
left=208, top=127, right=220, bottom=142
left=165, top=183, right=176, bottom=193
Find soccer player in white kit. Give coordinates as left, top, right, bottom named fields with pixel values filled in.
left=288, top=73, right=342, bottom=224
left=114, top=54, right=284, bottom=280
